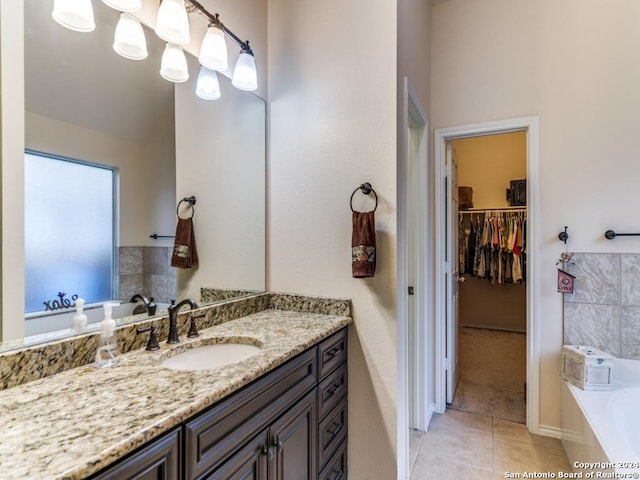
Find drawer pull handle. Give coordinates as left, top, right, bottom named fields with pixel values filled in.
left=325, top=346, right=342, bottom=358
left=326, top=384, right=340, bottom=396
left=329, top=469, right=344, bottom=480
left=327, top=422, right=342, bottom=436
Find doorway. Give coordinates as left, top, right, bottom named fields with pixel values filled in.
left=434, top=116, right=540, bottom=432
left=449, top=132, right=527, bottom=423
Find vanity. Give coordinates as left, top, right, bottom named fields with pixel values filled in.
left=0, top=293, right=351, bottom=480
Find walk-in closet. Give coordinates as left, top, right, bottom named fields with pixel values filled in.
left=450, top=131, right=527, bottom=424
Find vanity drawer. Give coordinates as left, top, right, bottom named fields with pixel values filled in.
left=184, top=349, right=317, bottom=480
left=318, top=328, right=347, bottom=380
left=318, top=362, right=347, bottom=420
left=319, top=439, right=347, bottom=480
left=318, top=399, right=348, bottom=470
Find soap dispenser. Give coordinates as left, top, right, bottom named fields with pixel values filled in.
left=95, top=302, right=120, bottom=368
left=72, top=298, right=87, bottom=332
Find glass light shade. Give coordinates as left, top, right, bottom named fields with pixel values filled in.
left=196, top=67, right=221, bottom=100
left=160, top=43, right=189, bottom=83
left=52, top=0, right=95, bottom=32
left=199, top=26, right=228, bottom=71
left=155, top=0, right=190, bottom=46
left=232, top=51, right=258, bottom=91
left=102, top=0, right=141, bottom=12
left=113, top=13, right=148, bottom=60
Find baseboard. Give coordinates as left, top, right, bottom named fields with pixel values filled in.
left=425, top=403, right=436, bottom=430
left=537, top=424, right=563, bottom=439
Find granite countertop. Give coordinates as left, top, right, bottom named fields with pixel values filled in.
left=0, top=309, right=351, bottom=480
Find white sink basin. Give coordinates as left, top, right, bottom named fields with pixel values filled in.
left=160, top=343, right=262, bottom=371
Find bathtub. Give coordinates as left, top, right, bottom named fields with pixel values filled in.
left=24, top=301, right=170, bottom=340
left=562, top=358, right=640, bottom=476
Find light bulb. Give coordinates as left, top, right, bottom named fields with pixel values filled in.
left=232, top=50, right=258, bottom=91
left=196, top=67, right=221, bottom=100
left=52, top=0, right=95, bottom=32
left=199, top=25, right=228, bottom=71
left=160, top=43, right=189, bottom=83
left=155, top=0, right=190, bottom=46
left=113, top=13, right=148, bottom=60
left=102, top=0, right=141, bottom=12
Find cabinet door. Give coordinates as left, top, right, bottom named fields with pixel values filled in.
left=269, top=390, right=317, bottom=480
left=203, top=430, right=269, bottom=480
left=91, top=429, right=181, bottom=480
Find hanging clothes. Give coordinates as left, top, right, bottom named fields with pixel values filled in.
left=459, top=209, right=527, bottom=286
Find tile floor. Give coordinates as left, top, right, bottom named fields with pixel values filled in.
left=409, top=409, right=571, bottom=479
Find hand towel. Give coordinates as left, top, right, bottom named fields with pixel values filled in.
left=171, top=217, right=199, bottom=269
left=352, top=211, right=376, bottom=278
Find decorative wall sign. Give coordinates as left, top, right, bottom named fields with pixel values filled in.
left=557, top=269, right=576, bottom=294
left=43, top=292, right=79, bottom=311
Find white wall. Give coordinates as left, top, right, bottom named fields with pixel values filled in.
left=0, top=0, right=25, bottom=340
left=175, top=55, right=266, bottom=301
left=268, top=1, right=399, bottom=477
left=25, top=112, right=169, bottom=247
left=431, top=0, right=640, bottom=432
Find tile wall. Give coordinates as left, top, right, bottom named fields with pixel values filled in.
left=563, top=253, right=640, bottom=359
left=119, top=247, right=176, bottom=304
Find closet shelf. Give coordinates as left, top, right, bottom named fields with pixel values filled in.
left=460, top=206, right=526, bottom=213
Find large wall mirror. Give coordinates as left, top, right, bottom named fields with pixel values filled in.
left=4, top=0, right=266, bottom=348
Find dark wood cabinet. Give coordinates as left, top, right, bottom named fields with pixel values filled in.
left=90, top=327, right=348, bottom=480
left=91, top=428, right=181, bottom=480
left=269, top=390, right=317, bottom=480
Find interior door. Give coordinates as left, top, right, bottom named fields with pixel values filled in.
left=445, top=142, right=459, bottom=404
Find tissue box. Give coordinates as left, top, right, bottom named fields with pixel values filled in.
left=561, top=345, right=614, bottom=390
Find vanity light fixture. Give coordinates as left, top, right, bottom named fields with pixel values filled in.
left=52, top=0, right=96, bottom=32
left=155, top=0, right=191, bottom=46
left=101, top=0, right=141, bottom=13
left=198, top=21, right=228, bottom=72
left=113, top=13, right=148, bottom=60
left=160, top=43, right=189, bottom=83
left=51, top=0, right=259, bottom=97
left=196, top=67, right=221, bottom=100
left=232, top=44, right=258, bottom=92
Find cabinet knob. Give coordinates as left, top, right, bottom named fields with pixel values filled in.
left=272, top=437, right=283, bottom=451
left=261, top=444, right=274, bottom=461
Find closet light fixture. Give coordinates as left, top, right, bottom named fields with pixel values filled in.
left=232, top=45, right=258, bottom=91
left=52, top=0, right=95, bottom=32
left=101, top=0, right=141, bottom=12
left=155, top=0, right=190, bottom=46
left=160, top=43, right=189, bottom=83
left=113, top=13, right=148, bottom=60
left=51, top=0, right=259, bottom=98
left=196, top=67, right=221, bottom=100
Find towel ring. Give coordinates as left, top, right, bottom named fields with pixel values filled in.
left=350, top=183, right=378, bottom=212
left=177, top=196, right=196, bottom=219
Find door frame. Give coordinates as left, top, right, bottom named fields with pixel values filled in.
left=397, top=77, right=430, bottom=480
left=434, top=116, right=540, bottom=432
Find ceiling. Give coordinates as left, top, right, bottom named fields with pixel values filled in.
left=25, top=1, right=174, bottom=143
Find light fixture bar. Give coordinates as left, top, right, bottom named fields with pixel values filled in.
left=185, top=0, right=253, bottom=54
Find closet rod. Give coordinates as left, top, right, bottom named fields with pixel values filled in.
left=459, top=206, right=526, bottom=214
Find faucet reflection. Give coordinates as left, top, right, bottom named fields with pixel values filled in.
left=129, top=294, right=157, bottom=316
left=167, top=299, right=199, bottom=344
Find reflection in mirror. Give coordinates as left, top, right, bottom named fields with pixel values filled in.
left=13, top=0, right=266, bottom=348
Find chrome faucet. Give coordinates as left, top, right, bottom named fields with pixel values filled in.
left=167, top=299, right=198, bottom=344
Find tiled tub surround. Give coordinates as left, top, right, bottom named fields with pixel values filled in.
left=0, top=295, right=352, bottom=479
left=119, top=246, right=176, bottom=304
left=563, top=253, right=640, bottom=358
left=0, top=292, right=350, bottom=390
